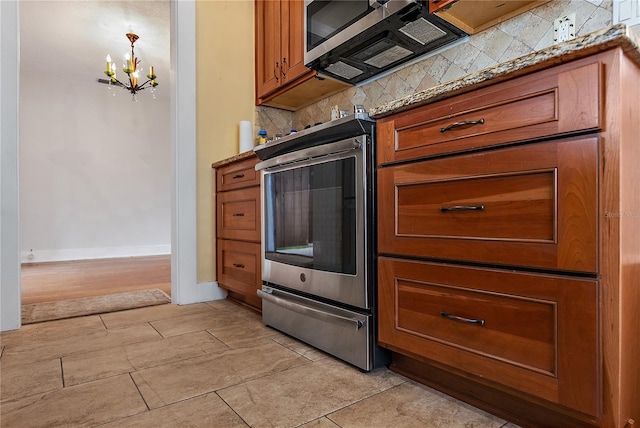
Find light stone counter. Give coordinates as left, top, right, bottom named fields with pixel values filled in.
left=369, top=24, right=640, bottom=119
left=211, top=150, right=257, bottom=169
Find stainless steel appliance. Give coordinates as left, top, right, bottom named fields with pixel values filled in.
left=254, top=113, right=388, bottom=371
left=304, top=0, right=466, bottom=84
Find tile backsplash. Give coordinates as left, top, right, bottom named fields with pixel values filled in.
left=256, top=0, right=616, bottom=137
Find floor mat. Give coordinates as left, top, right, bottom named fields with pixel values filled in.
left=21, top=289, right=171, bottom=324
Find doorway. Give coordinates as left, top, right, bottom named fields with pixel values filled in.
left=18, top=1, right=171, bottom=307
left=2, top=0, right=224, bottom=332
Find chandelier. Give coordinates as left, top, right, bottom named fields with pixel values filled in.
left=103, top=33, right=158, bottom=100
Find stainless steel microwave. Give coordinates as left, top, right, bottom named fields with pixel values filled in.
left=304, top=0, right=466, bottom=84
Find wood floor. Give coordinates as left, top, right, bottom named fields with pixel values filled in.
left=21, top=255, right=171, bottom=305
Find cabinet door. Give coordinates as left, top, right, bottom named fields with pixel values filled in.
left=216, top=155, right=260, bottom=192
left=378, top=137, right=598, bottom=273
left=217, top=187, right=261, bottom=242
left=376, top=58, right=602, bottom=165
left=255, top=0, right=282, bottom=99
left=217, top=239, right=262, bottom=310
left=280, top=0, right=311, bottom=84
left=378, top=257, right=599, bottom=416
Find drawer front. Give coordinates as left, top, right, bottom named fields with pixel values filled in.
left=217, top=239, right=261, bottom=302
left=217, top=187, right=260, bottom=242
left=378, top=137, right=598, bottom=273
left=377, top=57, right=602, bottom=164
left=216, top=156, right=260, bottom=192
left=378, top=257, right=599, bottom=416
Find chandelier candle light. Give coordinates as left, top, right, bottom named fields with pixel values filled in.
left=104, top=33, right=157, bottom=99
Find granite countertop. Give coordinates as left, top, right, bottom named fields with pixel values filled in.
left=369, top=24, right=640, bottom=119
left=211, top=150, right=257, bottom=169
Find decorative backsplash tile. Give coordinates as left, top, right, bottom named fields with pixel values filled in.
left=256, top=0, right=618, bottom=136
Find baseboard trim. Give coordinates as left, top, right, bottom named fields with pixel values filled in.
left=20, top=245, right=171, bottom=264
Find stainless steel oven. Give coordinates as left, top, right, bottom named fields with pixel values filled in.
left=254, top=113, right=388, bottom=371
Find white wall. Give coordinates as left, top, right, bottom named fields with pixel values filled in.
left=19, top=2, right=171, bottom=263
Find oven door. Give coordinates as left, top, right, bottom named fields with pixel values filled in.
left=260, top=137, right=369, bottom=309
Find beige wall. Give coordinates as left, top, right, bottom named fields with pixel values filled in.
left=196, top=0, right=255, bottom=282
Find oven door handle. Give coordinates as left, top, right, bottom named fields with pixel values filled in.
left=257, top=289, right=365, bottom=331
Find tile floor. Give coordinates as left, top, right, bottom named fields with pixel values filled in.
left=0, top=299, right=520, bottom=427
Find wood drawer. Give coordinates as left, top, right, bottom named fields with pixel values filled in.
left=377, top=57, right=602, bottom=164
left=217, top=187, right=261, bottom=242
left=217, top=239, right=261, bottom=309
left=378, top=136, right=598, bottom=273
left=216, top=156, right=260, bottom=192
left=378, top=257, right=599, bottom=416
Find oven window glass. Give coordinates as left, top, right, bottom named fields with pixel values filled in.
left=307, top=0, right=371, bottom=50
left=264, top=157, right=356, bottom=275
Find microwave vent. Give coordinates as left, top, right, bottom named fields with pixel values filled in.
left=399, top=17, right=447, bottom=45
left=364, top=44, right=413, bottom=69
left=325, top=61, right=364, bottom=80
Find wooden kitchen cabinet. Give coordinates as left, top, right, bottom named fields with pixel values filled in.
left=255, top=0, right=349, bottom=110
left=433, top=1, right=550, bottom=34
left=376, top=49, right=640, bottom=427
left=255, top=0, right=309, bottom=99
left=378, top=137, right=599, bottom=273
left=378, top=258, right=599, bottom=416
left=213, top=154, right=262, bottom=312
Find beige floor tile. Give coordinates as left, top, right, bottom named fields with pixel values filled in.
left=100, top=302, right=215, bottom=329
left=299, top=417, right=342, bottom=427
left=98, top=393, right=249, bottom=427
left=150, top=306, right=246, bottom=338
left=270, top=334, right=330, bottom=362
left=0, top=301, right=522, bottom=426
left=0, top=374, right=147, bottom=427
left=217, top=357, right=406, bottom=427
left=63, top=330, right=229, bottom=386
left=1, top=324, right=161, bottom=366
left=204, top=299, right=241, bottom=311
left=327, top=381, right=507, bottom=428
left=207, top=319, right=284, bottom=349
left=131, top=341, right=310, bottom=409
left=0, top=358, right=62, bottom=402
left=0, top=315, right=105, bottom=349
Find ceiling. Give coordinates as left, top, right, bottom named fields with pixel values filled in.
left=19, top=1, right=170, bottom=92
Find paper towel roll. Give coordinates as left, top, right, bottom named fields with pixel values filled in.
left=239, top=120, right=253, bottom=153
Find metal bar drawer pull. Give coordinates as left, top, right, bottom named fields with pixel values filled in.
left=440, top=205, right=485, bottom=212
left=440, top=118, right=485, bottom=133
left=232, top=263, right=245, bottom=268
left=232, top=213, right=245, bottom=217
left=232, top=173, right=245, bottom=179
left=440, top=310, right=485, bottom=326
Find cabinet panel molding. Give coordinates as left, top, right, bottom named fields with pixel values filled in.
left=379, top=137, right=598, bottom=272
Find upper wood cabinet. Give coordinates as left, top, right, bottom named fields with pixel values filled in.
left=433, top=0, right=550, bottom=34
left=255, top=0, right=309, bottom=98
left=255, top=0, right=349, bottom=111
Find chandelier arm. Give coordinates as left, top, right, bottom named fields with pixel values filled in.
left=108, top=77, right=127, bottom=88
left=137, top=79, right=153, bottom=89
